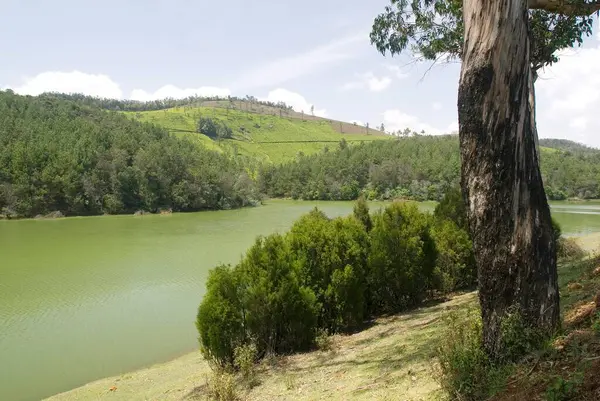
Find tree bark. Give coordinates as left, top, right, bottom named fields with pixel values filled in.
left=458, top=0, right=560, bottom=359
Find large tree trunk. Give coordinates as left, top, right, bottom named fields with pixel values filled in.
left=458, top=0, right=560, bottom=359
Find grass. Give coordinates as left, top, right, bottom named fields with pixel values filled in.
left=45, top=293, right=477, bottom=401
left=488, top=236, right=600, bottom=401
left=125, top=104, right=390, bottom=164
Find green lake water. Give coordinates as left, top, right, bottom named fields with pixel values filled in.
left=1, top=199, right=600, bottom=401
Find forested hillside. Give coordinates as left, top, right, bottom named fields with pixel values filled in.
left=2, top=91, right=599, bottom=219
left=259, top=135, right=600, bottom=201
left=0, top=91, right=259, bottom=218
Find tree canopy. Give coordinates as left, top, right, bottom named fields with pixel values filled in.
left=370, top=0, right=597, bottom=74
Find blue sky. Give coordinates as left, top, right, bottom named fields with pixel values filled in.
left=2, top=0, right=599, bottom=146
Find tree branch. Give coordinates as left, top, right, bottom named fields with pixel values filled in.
left=528, top=0, right=600, bottom=15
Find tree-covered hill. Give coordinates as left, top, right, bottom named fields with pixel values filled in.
left=259, top=134, right=600, bottom=201
left=539, top=138, right=599, bottom=155
left=0, top=90, right=259, bottom=218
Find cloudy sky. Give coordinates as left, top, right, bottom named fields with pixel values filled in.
left=1, top=0, right=599, bottom=146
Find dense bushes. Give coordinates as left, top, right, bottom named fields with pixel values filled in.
left=0, top=90, right=259, bottom=217
left=368, top=202, right=438, bottom=311
left=197, top=198, right=476, bottom=366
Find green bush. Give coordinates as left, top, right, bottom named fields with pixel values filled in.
left=434, top=186, right=468, bottom=232
left=430, top=220, right=477, bottom=293
left=368, top=202, right=437, bottom=312
left=238, top=234, right=319, bottom=356
left=497, top=307, right=546, bottom=363
left=287, top=210, right=369, bottom=332
left=436, top=308, right=507, bottom=401
left=196, top=265, right=245, bottom=367
left=233, top=343, right=258, bottom=387
left=353, top=195, right=372, bottom=232
left=197, top=199, right=491, bottom=368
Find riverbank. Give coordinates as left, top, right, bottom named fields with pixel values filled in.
left=46, top=292, right=477, bottom=401
left=45, top=234, right=600, bottom=401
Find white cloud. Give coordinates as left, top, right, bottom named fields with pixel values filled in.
left=260, top=88, right=327, bottom=117
left=342, top=72, right=392, bottom=92
left=432, top=102, right=443, bottom=111
left=130, top=85, right=230, bottom=101
left=537, top=40, right=600, bottom=147
left=384, top=64, right=409, bottom=80
left=6, top=70, right=123, bottom=98
left=232, top=32, right=367, bottom=90
left=349, top=119, right=364, bottom=126
left=3, top=70, right=231, bottom=103
left=382, top=109, right=456, bottom=135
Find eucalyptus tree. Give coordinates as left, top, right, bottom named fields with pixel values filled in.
left=370, top=0, right=598, bottom=358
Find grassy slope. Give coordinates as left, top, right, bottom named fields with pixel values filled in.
left=46, top=293, right=476, bottom=401
left=125, top=105, right=389, bottom=164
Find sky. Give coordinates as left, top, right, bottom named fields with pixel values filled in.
left=1, top=0, right=599, bottom=146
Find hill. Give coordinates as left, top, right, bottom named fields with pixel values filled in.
left=45, top=93, right=389, bottom=165
left=540, top=138, right=600, bottom=155
left=125, top=104, right=388, bottom=164
left=0, top=91, right=259, bottom=218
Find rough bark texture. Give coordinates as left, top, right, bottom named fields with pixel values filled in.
left=458, top=0, right=560, bottom=359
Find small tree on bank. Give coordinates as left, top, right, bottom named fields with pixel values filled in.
left=370, top=0, right=598, bottom=359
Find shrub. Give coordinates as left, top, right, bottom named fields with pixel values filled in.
left=288, top=210, right=369, bottom=332
left=238, top=234, right=319, bottom=356
left=353, top=195, right=372, bottom=232
left=197, top=235, right=320, bottom=365
left=436, top=307, right=547, bottom=400
left=326, top=264, right=365, bottom=331
left=497, top=307, right=546, bottom=363
left=430, top=220, right=477, bottom=293
left=315, top=328, right=333, bottom=351
left=436, top=308, right=507, bottom=401
left=233, top=343, right=258, bottom=387
left=545, top=374, right=583, bottom=401
left=206, top=368, right=238, bottom=401
left=434, top=186, right=468, bottom=232
left=557, top=237, right=586, bottom=261
left=551, top=217, right=562, bottom=243
left=368, top=202, right=437, bottom=313
left=196, top=265, right=245, bottom=367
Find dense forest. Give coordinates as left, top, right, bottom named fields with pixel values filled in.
left=259, top=135, right=600, bottom=201
left=0, top=91, right=259, bottom=218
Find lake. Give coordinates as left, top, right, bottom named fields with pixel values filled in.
left=1, top=199, right=600, bottom=401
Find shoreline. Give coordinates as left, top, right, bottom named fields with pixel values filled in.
left=44, top=233, right=600, bottom=401
left=3, top=198, right=600, bottom=223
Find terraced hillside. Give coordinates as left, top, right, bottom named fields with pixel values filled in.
left=126, top=104, right=389, bottom=164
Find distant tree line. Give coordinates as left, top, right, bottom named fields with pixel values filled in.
left=43, top=93, right=294, bottom=113
left=259, top=135, right=600, bottom=202
left=196, top=196, right=476, bottom=366
left=0, top=91, right=259, bottom=218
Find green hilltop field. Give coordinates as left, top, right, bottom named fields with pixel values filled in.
left=125, top=101, right=390, bottom=164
